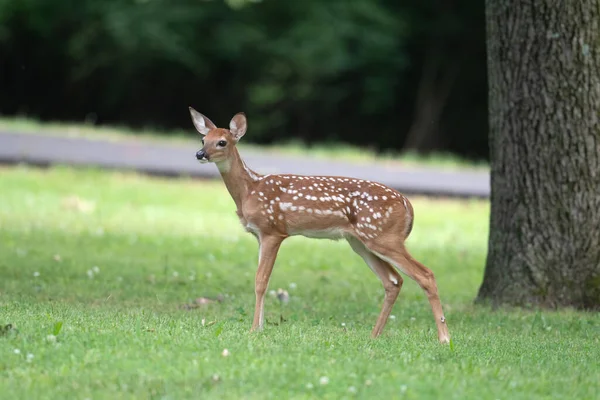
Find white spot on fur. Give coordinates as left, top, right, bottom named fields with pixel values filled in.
left=241, top=160, right=260, bottom=181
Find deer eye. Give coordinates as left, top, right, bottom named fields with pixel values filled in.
left=217, top=140, right=227, bottom=147
left=201, top=138, right=205, bottom=145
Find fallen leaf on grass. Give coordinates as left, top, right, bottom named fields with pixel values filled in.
left=267, top=314, right=288, bottom=326
left=209, top=374, right=221, bottom=385
left=195, top=297, right=220, bottom=305
left=276, top=288, right=289, bottom=303
left=201, top=319, right=216, bottom=327
left=0, top=324, right=17, bottom=337
left=61, top=195, right=96, bottom=213
left=180, top=295, right=224, bottom=310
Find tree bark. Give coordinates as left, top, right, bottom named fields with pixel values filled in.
left=478, top=1, right=600, bottom=309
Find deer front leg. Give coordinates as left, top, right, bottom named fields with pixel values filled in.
left=251, top=235, right=284, bottom=332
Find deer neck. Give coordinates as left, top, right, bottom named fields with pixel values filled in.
left=216, top=148, right=260, bottom=211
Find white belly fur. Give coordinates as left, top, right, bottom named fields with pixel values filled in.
left=288, top=227, right=347, bottom=241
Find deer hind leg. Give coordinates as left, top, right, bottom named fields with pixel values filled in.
left=365, top=240, right=450, bottom=344
left=347, top=236, right=403, bottom=338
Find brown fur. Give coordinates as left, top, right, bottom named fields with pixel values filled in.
left=188, top=108, right=450, bottom=344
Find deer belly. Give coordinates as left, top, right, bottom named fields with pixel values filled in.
left=285, top=214, right=350, bottom=240
left=288, top=227, right=347, bottom=240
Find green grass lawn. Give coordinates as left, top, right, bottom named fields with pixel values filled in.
left=0, top=166, right=598, bottom=399
left=0, top=116, right=489, bottom=171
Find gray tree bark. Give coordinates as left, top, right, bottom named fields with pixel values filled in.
left=478, top=1, right=600, bottom=309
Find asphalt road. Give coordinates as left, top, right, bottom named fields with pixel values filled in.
left=0, top=131, right=490, bottom=198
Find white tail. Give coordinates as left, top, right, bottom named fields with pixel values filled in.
left=189, top=107, right=450, bottom=344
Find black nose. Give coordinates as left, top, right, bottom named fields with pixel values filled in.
left=196, top=150, right=206, bottom=160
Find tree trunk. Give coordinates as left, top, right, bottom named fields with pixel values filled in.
left=478, top=1, right=600, bottom=309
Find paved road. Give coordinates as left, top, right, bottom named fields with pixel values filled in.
left=0, top=131, right=490, bottom=198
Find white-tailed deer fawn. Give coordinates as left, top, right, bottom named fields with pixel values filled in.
left=189, top=108, right=450, bottom=344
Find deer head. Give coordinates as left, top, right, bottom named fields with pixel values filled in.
left=189, top=107, right=247, bottom=164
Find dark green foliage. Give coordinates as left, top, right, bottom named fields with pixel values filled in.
left=0, top=0, right=487, bottom=159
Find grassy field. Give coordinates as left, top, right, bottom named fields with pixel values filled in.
left=0, top=116, right=489, bottom=170
left=0, top=166, right=598, bottom=399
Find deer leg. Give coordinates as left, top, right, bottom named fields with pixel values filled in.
left=367, top=242, right=450, bottom=344
left=347, top=237, right=403, bottom=338
left=251, top=235, right=284, bottom=332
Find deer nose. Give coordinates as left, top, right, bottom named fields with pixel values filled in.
left=196, top=149, right=207, bottom=160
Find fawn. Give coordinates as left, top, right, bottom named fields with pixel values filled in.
left=189, top=108, right=450, bottom=344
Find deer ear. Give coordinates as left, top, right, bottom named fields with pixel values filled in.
left=229, top=112, right=247, bottom=141
left=189, top=107, right=216, bottom=136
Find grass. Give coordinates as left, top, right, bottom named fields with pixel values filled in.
left=0, top=116, right=489, bottom=171
left=0, top=165, right=598, bottom=400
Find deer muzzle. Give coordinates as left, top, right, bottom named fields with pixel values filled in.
left=196, top=149, right=209, bottom=161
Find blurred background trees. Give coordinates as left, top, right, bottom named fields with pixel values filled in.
left=0, top=0, right=487, bottom=160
